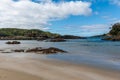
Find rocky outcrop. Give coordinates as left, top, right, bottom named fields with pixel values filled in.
left=56, top=35, right=86, bottom=39
left=103, top=23, right=120, bottom=41
left=26, top=47, right=42, bottom=53
left=103, top=36, right=120, bottom=41
left=37, top=36, right=49, bottom=41
left=49, top=38, right=66, bottom=42
left=2, top=47, right=67, bottom=54
left=26, top=47, right=67, bottom=54
left=13, top=49, right=24, bottom=52
left=6, top=41, right=21, bottom=44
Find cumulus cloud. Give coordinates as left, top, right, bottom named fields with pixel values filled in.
left=0, top=0, right=92, bottom=30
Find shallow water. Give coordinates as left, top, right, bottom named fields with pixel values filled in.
left=0, top=39, right=120, bottom=71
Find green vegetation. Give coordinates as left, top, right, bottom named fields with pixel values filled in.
left=109, top=23, right=120, bottom=36
left=103, top=23, right=120, bottom=41
left=0, top=28, right=60, bottom=38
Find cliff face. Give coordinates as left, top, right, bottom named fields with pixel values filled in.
left=103, top=23, right=120, bottom=41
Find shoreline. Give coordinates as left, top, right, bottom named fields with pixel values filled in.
left=0, top=53, right=120, bottom=80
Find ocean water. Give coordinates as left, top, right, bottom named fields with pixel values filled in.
left=0, top=39, right=120, bottom=71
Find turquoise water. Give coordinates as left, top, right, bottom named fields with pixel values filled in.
left=0, top=39, right=120, bottom=71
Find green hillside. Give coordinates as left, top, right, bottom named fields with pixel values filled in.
left=103, top=23, right=120, bottom=41
left=0, top=28, right=60, bottom=38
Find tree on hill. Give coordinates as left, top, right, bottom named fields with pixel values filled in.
left=110, top=23, right=120, bottom=35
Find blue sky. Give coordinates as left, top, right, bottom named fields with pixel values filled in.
left=0, top=0, right=120, bottom=36
left=48, top=0, right=120, bottom=36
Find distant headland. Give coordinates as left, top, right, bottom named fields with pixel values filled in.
left=0, top=23, right=120, bottom=41
left=102, top=23, right=120, bottom=41
left=0, top=28, right=84, bottom=41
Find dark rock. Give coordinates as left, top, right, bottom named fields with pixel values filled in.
left=6, top=41, right=21, bottom=44
left=37, top=37, right=48, bottom=41
left=49, top=38, right=66, bottom=42
left=26, top=47, right=67, bottom=54
left=26, top=47, right=43, bottom=52
left=0, top=50, right=4, bottom=51
left=13, top=49, right=24, bottom=52
left=103, top=36, right=120, bottom=41
left=56, top=35, right=86, bottom=39
left=40, top=47, right=67, bottom=54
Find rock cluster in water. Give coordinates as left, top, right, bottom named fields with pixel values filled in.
left=4, top=41, right=67, bottom=54
left=26, top=47, right=67, bottom=54
left=47, top=38, right=66, bottom=42
left=6, top=41, right=21, bottom=44
left=12, top=49, right=24, bottom=52
left=1, top=47, right=67, bottom=54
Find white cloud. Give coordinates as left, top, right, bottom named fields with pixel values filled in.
left=80, top=24, right=109, bottom=31
left=77, top=24, right=110, bottom=36
left=58, top=24, right=110, bottom=36
left=0, top=0, right=92, bottom=30
left=110, top=0, right=120, bottom=6
left=102, top=15, right=120, bottom=24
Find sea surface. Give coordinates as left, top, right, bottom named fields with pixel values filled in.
left=0, top=38, right=120, bottom=71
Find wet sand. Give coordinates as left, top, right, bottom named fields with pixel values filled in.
left=0, top=54, right=120, bottom=80
left=0, top=69, right=43, bottom=80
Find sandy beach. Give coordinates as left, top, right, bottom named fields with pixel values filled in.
left=0, top=0, right=120, bottom=80
left=0, top=53, right=119, bottom=80
left=0, top=69, right=43, bottom=80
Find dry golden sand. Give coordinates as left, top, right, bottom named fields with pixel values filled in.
left=0, top=54, right=120, bottom=80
